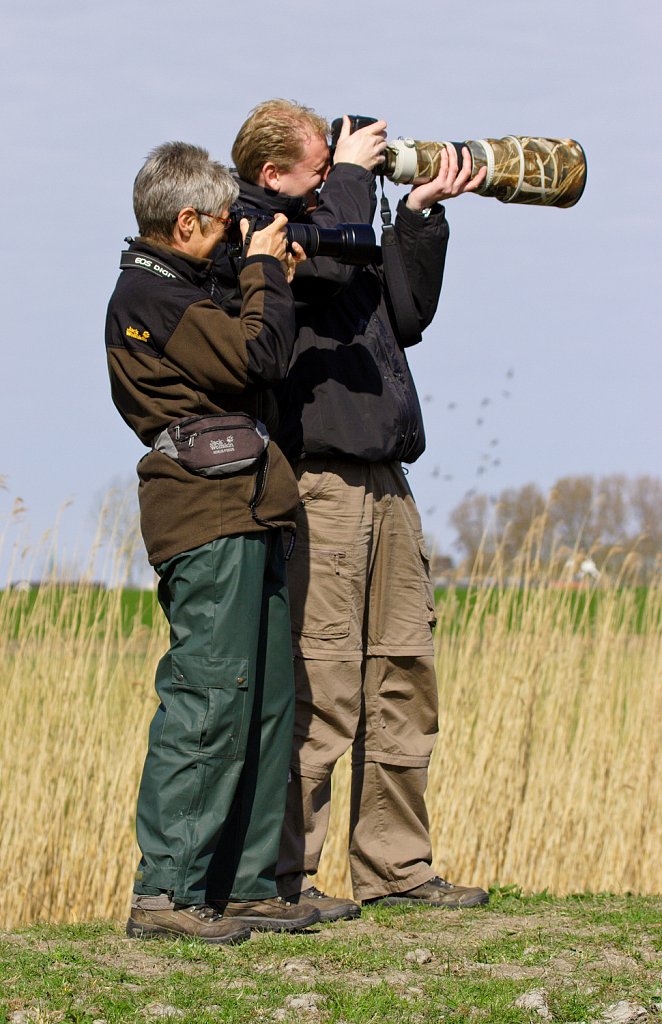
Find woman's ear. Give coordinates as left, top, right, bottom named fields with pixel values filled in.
left=175, top=206, right=198, bottom=239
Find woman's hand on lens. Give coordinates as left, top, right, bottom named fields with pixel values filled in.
left=284, top=242, right=306, bottom=283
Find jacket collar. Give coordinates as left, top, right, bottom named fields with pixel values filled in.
left=129, top=237, right=213, bottom=287
left=235, top=177, right=312, bottom=222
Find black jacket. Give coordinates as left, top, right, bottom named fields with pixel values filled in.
left=213, top=162, right=449, bottom=465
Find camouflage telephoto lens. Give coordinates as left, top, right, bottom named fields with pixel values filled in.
left=383, top=135, right=587, bottom=208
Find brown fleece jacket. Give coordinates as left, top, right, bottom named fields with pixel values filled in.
left=105, top=238, right=300, bottom=565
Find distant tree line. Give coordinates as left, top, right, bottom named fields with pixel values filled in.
left=93, top=472, right=662, bottom=585
left=447, top=474, right=662, bottom=579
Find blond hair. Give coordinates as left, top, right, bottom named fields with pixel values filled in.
left=231, top=99, right=330, bottom=183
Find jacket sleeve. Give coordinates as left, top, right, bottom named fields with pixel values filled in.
left=292, top=164, right=378, bottom=302
left=392, top=197, right=450, bottom=344
left=163, top=256, right=296, bottom=392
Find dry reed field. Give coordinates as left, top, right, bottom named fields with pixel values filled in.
left=1, top=525, right=660, bottom=930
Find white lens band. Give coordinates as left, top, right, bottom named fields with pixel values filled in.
left=388, top=138, right=420, bottom=184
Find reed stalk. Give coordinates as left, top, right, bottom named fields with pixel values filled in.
left=1, top=515, right=659, bottom=928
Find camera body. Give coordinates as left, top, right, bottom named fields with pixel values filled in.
left=226, top=204, right=377, bottom=265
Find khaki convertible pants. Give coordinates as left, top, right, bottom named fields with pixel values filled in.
left=277, top=459, right=439, bottom=901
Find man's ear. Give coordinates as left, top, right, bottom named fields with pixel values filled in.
left=259, top=161, right=281, bottom=191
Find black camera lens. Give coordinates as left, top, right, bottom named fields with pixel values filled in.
left=286, top=223, right=377, bottom=265
left=225, top=203, right=376, bottom=266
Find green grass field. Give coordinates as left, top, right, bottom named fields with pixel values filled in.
left=3, top=582, right=657, bottom=637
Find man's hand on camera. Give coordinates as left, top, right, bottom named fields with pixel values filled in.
left=406, top=145, right=487, bottom=211
left=333, top=115, right=388, bottom=172
left=242, top=213, right=305, bottom=283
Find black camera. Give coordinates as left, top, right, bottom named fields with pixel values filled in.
left=329, top=115, right=380, bottom=160
left=226, top=205, right=377, bottom=266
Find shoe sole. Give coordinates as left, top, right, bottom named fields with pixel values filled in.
left=365, top=892, right=489, bottom=909
left=226, top=908, right=321, bottom=932
left=315, top=904, right=362, bottom=923
left=126, top=917, right=251, bottom=944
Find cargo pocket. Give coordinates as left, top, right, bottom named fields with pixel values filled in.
left=288, top=545, right=352, bottom=639
left=417, top=536, right=437, bottom=628
left=160, top=654, right=250, bottom=760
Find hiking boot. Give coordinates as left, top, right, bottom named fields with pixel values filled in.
left=363, top=876, right=489, bottom=909
left=210, top=895, right=320, bottom=932
left=126, top=903, right=251, bottom=944
left=284, top=885, right=361, bottom=923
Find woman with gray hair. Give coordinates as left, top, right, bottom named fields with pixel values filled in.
left=105, top=141, right=317, bottom=943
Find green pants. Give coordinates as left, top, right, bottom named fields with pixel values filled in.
left=133, top=531, right=294, bottom=904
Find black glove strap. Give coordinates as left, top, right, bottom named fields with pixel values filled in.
left=234, top=216, right=259, bottom=273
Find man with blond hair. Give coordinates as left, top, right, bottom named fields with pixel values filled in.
left=215, top=101, right=489, bottom=922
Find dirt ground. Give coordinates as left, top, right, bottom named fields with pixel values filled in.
left=2, top=899, right=661, bottom=1023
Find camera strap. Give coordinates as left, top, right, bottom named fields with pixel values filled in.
left=378, top=178, right=422, bottom=347
left=230, top=217, right=259, bottom=276
left=119, top=250, right=187, bottom=282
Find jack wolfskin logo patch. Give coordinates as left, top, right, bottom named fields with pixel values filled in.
left=126, top=326, right=151, bottom=342
left=210, top=436, right=235, bottom=453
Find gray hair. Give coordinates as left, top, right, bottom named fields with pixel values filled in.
left=133, top=141, right=239, bottom=242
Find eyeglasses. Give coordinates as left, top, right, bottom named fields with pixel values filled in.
left=195, top=209, right=233, bottom=226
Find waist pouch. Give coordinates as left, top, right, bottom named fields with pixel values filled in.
left=153, top=413, right=269, bottom=477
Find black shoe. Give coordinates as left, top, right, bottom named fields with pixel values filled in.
left=285, top=886, right=361, bottom=923
left=126, top=903, right=251, bottom=944
left=210, top=895, right=320, bottom=932
left=363, top=876, right=489, bottom=909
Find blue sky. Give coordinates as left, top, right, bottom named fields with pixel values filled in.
left=1, top=0, right=660, bottom=578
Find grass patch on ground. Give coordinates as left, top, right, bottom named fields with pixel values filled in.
left=1, top=893, right=660, bottom=1023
